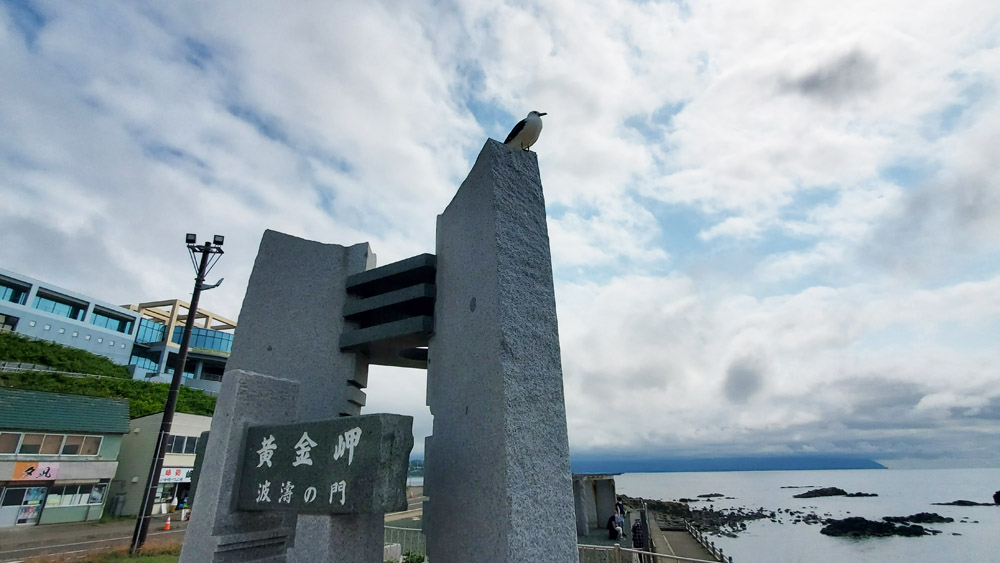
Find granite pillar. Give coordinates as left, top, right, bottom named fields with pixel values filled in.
left=178, top=370, right=297, bottom=562
left=424, top=140, right=579, bottom=562
left=180, top=231, right=380, bottom=562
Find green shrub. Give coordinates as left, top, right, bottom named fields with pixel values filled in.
left=0, top=332, right=131, bottom=378
left=0, top=371, right=217, bottom=418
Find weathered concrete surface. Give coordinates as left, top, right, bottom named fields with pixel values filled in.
left=179, top=370, right=297, bottom=563
left=424, top=139, right=578, bottom=562
left=181, top=231, right=382, bottom=562
left=227, top=230, right=376, bottom=420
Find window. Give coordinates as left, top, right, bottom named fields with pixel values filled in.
left=44, top=484, right=106, bottom=507
left=40, top=434, right=63, bottom=454
left=18, top=434, right=44, bottom=454
left=166, top=435, right=198, bottom=454
left=90, top=308, right=134, bottom=334
left=2, top=432, right=102, bottom=456
left=171, top=326, right=234, bottom=354
left=32, top=292, right=86, bottom=321
left=135, top=318, right=166, bottom=344
left=0, top=279, right=29, bottom=305
left=0, top=313, right=19, bottom=332
left=89, top=484, right=107, bottom=504
left=154, top=483, right=176, bottom=503
left=2, top=488, right=26, bottom=506
left=81, top=436, right=101, bottom=455
left=0, top=433, right=20, bottom=453
left=61, top=436, right=84, bottom=455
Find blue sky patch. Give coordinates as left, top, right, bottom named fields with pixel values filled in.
left=2, top=0, right=46, bottom=49
left=182, top=37, right=213, bottom=70
left=226, top=104, right=289, bottom=145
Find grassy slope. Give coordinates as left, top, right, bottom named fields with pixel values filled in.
left=0, top=331, right=131, bottom=378
left=0, top=332, right=216, bottom=418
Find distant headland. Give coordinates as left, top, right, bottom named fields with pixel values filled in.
left=569, top=456, right=888, bottom=474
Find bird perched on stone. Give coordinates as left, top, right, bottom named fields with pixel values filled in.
left=504, top=111, right=547, bottom=150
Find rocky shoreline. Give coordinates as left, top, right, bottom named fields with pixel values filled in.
left=622, top=486, right=993, bottom=540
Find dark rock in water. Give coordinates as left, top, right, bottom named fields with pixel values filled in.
left=932, top=500, right=996, bottom=506
left=795, top=487, right=848, bottom=498
left=794, top=487, right=877, bottom=498
left=698, top=493, right=725, bottom=498
left=821, top=517, right=939, bottom=537
left=883, top=512, right=954, bottom=524
left=677, top=498, right=700, bottom=503
left=781, top=485, right=817, bottom=489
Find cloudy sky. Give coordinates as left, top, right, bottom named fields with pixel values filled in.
left=2, top=0, right=998, bottom=468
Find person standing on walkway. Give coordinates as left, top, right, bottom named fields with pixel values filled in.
left=631, top=518, right=647, bottom=562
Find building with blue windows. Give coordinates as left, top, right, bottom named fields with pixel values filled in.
left=0, top=268, right=141, bottom=365
left=124, top=299, right=236, bottom=394
left=0, top=268, right=236, bottom=395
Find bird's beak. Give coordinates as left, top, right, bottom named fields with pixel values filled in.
left=538, top=112, right=547, bottom=116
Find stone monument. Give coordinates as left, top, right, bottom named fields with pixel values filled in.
left=181, top=139, right=578, bottom=562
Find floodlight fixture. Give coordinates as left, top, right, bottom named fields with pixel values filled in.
left=213, top=234, right=225, bottom=246
left=185, top=233, right=197, bottom=244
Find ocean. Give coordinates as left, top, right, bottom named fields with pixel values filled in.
left=615, top=468, right=1000, bottom=563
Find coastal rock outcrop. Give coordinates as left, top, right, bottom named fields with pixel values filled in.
left=883, top=513, right=954, bottom=524
left=932, top=500, right=995, bottom=507
left=793, top=487, right=877, bottom=498
left=820, top=517, right=941, bottom=537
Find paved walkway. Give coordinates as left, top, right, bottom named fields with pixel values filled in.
left=647, top=520, right=720, bottom=562
left=0, top=514, right=185, bottom=562
left=0, top=497, right=427, bottom=562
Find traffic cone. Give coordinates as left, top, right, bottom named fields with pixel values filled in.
left=163, top=516, right=171, bottom=531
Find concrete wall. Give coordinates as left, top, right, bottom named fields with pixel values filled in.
left=594, top=480, right=617, bottom=525
left=39, top=504, right=102, bottom=524
left=0, top=267, right=139, bottom=364
left=112, top=413, right=211, bottom=516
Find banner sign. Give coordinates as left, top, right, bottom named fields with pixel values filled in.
left=237, top=413, right=412, bottom=515
left=160, top=467, right=194, bottom=483
left=13, top=461, right=59, bottom=481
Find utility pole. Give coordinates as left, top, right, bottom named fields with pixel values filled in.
left=130, top=234, right=225, bottom=554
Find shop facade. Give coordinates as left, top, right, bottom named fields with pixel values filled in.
left=112, top=412, right=210, bottom=515
left=0, top=389, right=128, bottom=527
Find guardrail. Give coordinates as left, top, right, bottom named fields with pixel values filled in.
left=578, top=543, right=725, bottom=563
left=685, top=522, right=733, bottom=563
left=0, top=362, right=121, bottom=379
left=384, top=525, right=425, bottom=557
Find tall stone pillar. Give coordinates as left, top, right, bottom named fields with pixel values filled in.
left=424, top=140, right=579, bottom=562
left=180, top=231, right=379, bottom=562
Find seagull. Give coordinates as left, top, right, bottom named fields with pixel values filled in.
left=504, top=111, right=547, bottom=150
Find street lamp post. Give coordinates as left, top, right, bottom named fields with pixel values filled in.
left=130, top=234, right=225, bottom=554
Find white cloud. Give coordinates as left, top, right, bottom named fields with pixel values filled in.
left=1, top=0, right=999, bottom=467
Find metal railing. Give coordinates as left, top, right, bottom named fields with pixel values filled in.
left=384, top=525, right=426, bottom=557
left=578, top=543, right=724, bottom=563
left=0, top=361, right=121, bottom=379
left=686, top=522, right=734, bottom=563
left=384, top=523, right=734, bottom=563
